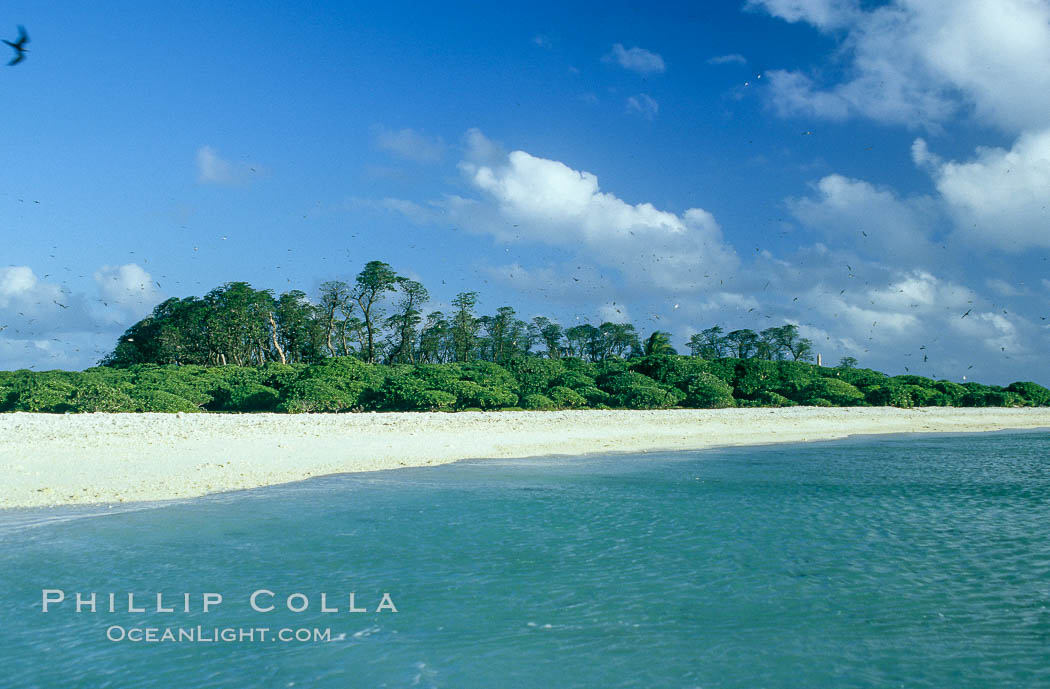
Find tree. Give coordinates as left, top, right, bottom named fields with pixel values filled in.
left=601, top=322, right=639, bottom=359
left=385, top=278, right=429, bottom=364
left=419, top=311, right=452, bottom=363
left=838, top=356, right=859, bottom=369
left=564, top=323, right=598, bottom=360
left=451, top=291, right=480, bottom=362
left=725, top=329, right=759, bottom=359
left=201, top=282, right=277, bottom=366
left=483, top=306, right=518, bottom=364
left=643, top=330, right=676, bottom=356
left=688, top=326, right=726, bottom=359
left=317, top=280, right=352, bottom=357
left=274, top=291, right=325, bottom=363
left=532, top=317, right=563, bottom=358
left=351, top=261, right=399, bottom=364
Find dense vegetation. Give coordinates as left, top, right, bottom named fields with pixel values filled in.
left=1, top=355, right=1046, bottom=413
left=98, top=261, right=817, bottom=368
left=3, top=260, right=1045, bottom=413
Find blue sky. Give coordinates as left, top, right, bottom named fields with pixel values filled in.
left=2, top=0, right=1049, bottom=385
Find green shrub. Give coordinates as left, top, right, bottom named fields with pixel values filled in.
left=551, top=370, right=598, bottom=391
left=703, top=358, right=739, bottom=386
left=682, top=373, right=735, bottom=408
left=596, top=370, right=660, bottom=395
left=258, top=362, right=305, bottom=392
left=130, top=390, right=202, bottom=413
left=732, top=359, right=781, bottom=398
left=630, top=354, right=708, bottom=387
left=521, top=393, right=557, bottom=410
left=561, top=357, right=598, bottom=378
left=1007, top=381, right=1050, bottom=406
left=833, top=367, right=889, bottom=388
left=621, top=385, right=684, bottom=409
left=378, top=373, right=458, bottom=411
left=507, top=357, right=564, bottom=396
left=413, top=389, right=457, bottom=410
left=207, top=383, right=280, bottom=412
left=449, top=380, right=518, bottom=410
left=68, top=380, right=137, bottom=412
left=802, top=378, right=865, bottom=406
left=458, top=361, right=519, bottom=391
left=575, top=385, right=610, bottom=406
left=932, top=380, right=967, bottom=406
left=754, top=390, right=796, bottom=407
left=6, top=375, right=77, bottom=412
left=804, top=397, right=834, bottom=407
left=903, top=384, right=937, bottom=406
left=278, top=379, right=358, bottom=413
left=548, top=386, right=587, bottom=408
left=864, top=385, right=913, bottom=407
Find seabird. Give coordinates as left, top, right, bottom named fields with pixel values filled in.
left=4, top=25, right=28, bottom=66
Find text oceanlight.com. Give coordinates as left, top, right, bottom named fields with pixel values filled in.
left=106, top=626, right=332, bottom=643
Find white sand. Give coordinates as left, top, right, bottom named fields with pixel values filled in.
left=1, top=407, right=1048, bottom=509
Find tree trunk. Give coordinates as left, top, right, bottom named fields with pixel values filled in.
left=268, top=314, right=287, bottom=365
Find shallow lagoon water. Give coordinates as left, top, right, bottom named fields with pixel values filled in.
left=2, top=431, right=1049, bottom=688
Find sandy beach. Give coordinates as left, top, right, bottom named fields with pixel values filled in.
left=1, top=407, right=1048, bottom=509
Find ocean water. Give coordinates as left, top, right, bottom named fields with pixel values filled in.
left=2, top=431, right=1049, bottom=688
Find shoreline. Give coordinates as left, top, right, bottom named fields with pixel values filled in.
left=1, top=407, right=1049, bottom=509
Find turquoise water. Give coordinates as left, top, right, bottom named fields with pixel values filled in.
left=2, top=431, right=1049, bottom=688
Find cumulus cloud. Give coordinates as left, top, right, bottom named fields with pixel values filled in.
left=626, top=94, right=659, bottom=120
left=373, top=126, right=446, bottom=163
left=456, top=131, right=739, bottom=293
left=93, top=264, right=160, bottom=320
left=603, top=44, right=666, bottom=75
left=0, top=264, right=169, bottom=369
left=756, top=0, right=1050, bottom=133
left=915, top=130, right=1050, bottom=250
left=196, top=146, right=259, bottom=185
left=707, top=53, right=747, bottom=66
left=0, top=266, right=99, bottom=340
left=787, top=174, right=939, bottom=258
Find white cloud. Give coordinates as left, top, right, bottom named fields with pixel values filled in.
left=462, top=127, right=506, bottom=168
left=0, top=265, right=38, bottom=300
left=951, top=311, right=1024, bottom=355
left=756, top=0, right=1050, bottom=133
left=372, top=126, right=445, bottom=163
left=0, top=266, right=94, bottom=338
left=532, top=35, right=552, bottom=49
left=603, top=44, right=666, bottom=75
left=598, top=302, right=632, bottom=324
left=351, top=197, right=441, bottom=225
left=93, top=264, right=160, bottom=316
left=196, top=146, right=259, bottom=185
left=787, top=174, right=938, bottom=258
left=455, top=131, right=739, bottom=293
left=746, top=0, right=859, bottom=30
left=985, top=278, right=1028, bottom=297
left=626, top=94, right=659, bottom=120
left=918, top=129, right=1050, bottom=250
left=479, top=262, right=617, bottom=302
left=707, top=53, right=747, bottom=66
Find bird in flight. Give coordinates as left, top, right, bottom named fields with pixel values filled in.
left=4, top=25, right=28, bottom=65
